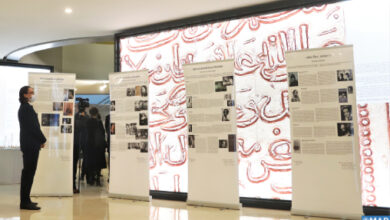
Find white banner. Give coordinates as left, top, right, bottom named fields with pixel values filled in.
left=286, top=46, right=362, bottom=219
left=184, top=60, right=240, bottom=209
left=29, top=72, right=76, bottom=196
left=108, top=71, right=150, bottom=201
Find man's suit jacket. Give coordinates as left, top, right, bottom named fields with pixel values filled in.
left=18, top=102, right=46, bottom=151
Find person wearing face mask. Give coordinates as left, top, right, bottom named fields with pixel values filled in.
left=18, top=86, right=46, bottom=210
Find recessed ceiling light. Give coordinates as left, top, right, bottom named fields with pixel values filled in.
left=65, top=7, right=73, bottom=14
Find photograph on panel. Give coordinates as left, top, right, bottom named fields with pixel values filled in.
left=291, top=89, right=300, bottom=102
left=130, top=143, right=140, bottom=150
left=63, top=102, right=73, bottom=116
left=141, top=85, right=148, bottom=97
left=293, top=140, right=301, bottom=153
left=223, top=76, right=234, bottom=86
left=110, top=123, right=116, bottom=135
left=41, top=113, right=60, bottom=126
left=53, top=102, right=63, bottom=111
left=136, top=129, right=148, bottom=140
left=337, top=123, right=353, bottom=136
left=140, top=142, right=148, bottom=153
left=219, top=139, right=228, bottom=149
left=347, top=86, right=353, bottom=94
left=127, top=87, right=135, bottom=96
left=135, top=86, right=142, bottom=96
left=215, top=81, right=227, bottom=92
left=188, top=124, right=192, bottom=133
left=188, top=135, right=195, bottom=148
left=228, top=134, right=236, bottom=152
left=337, top=69, right=353, bottom=81
left=340, top=105, right=352, bottom=121
left=186, top=96, right=192, bottom=108
left=110, top=100, right=115, bottom=111
left=139, top=113, right=148, bottom=125
left=61, top=125, right=72, bottom=133
left=288, top=72, right=299, bottom=87
left=222, top=108, right=230, bottom=121
left=338, top=88, right=348, bottom=103
left=62, top=118, right=72, bottom=125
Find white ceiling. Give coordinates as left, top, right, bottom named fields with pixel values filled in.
left=0, top=0, right=276, bottom=60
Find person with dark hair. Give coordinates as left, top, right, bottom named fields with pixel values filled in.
left=18, top=86, right=46, bottom=210
left=86, top=107, right=107, bottom=186
left=73, top=108, right=89, bottom=194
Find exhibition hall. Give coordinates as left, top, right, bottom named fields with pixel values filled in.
left=0, top=0, right=389, bottom=219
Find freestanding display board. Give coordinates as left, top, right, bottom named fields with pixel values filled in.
left=109, top=71, right=150, bottom=201
left=184, top=60, right=240, bottom=209
left=29, top=73, right=75, bottom=196
left=286, top=46, right=362, bottom=219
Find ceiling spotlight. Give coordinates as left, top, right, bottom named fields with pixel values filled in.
left=65, top=7, right=73, bottom=14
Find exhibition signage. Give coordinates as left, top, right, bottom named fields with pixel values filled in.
left=184, top=60, right=240, bottom=209
left=286, top=46, right=363, bottom=219
left=108, top=71, right=150, bottom=201
left=29, top=72, right=76, bottom=196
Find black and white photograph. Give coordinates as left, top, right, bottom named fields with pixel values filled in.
left=139, top=113, right=148, bottom=125
left=136, top=129, right=148, bottom=140
left=53, top=102, right=63, bottom=111
left=110, top=123, right=115, bottom=135
left=127, top=88, right=135, bottom=96
left=288, top=72, right=298, bottom=87
left=141, top=85, right=148, bottom=97
left=188, top=135, right=195, bottom=148
left=61, top=125, right=72, bottom=133
left=223, top=76, right=234, bottom=86
left=62, top=118, right=71, bottom=125
left=140, top=142, right=148, bottom=153
left=293, top=140, right=301, bottom=153
left=215, top=81, right=227, bottom=92
left=41, top=113, right=60, bottom=126
left=337, top=123, right=353, bottom=136
left=340, top=105, right=352, bottom=121
left=186, top=96, right=192, bottom=108
left=127, top=123, right=137, bottom=135
left=219, top=139, right=228, bottom=148
left=135, top=100, right=147, bottom=111
left=188, top=124, right=192, bottom=133
left=337, top=69, right=353, bottom=81
left=338, top=88, right=348, bottom=103
left=222, top=108, right=230, bottom=121
left=228, top=134, right=236, bottom=152
left=130, top=143, right=140, bottom=150
left=227, top=100, right=235, bottom=107
left=127, top=143, right=131, bottom=150
left=348, top=86, right=353, bottom=94
left=110, top=100, right=115, bottom=111
left=291, top=89, right=300, bottom=102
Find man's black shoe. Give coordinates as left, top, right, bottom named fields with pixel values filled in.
left=29, top=201, right=38, bottom=206
left=20, top=203, right=41, bottom=210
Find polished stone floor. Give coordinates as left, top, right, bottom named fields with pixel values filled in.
left=0, top=177, right=334, bottom=220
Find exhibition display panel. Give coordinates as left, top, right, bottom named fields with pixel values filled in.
left=184, top=60, right=240, bottom=209
left=109, top=71, right=150, bottom=201
left=29, top=73, right=76, bottom=196
left=286, top=45, right=362, bottom=218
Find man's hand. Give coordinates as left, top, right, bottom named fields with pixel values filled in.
left=40, top=143, right=46, bottom=148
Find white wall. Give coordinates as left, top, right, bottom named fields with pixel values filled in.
left=19, top=43, right=114, bottom=80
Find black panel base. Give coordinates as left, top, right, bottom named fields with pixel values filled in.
left=150, top=190, right=187, bottom=201
left=240, top=197, right=291, bottom=210
left=363, top=206, right=390, bottom=215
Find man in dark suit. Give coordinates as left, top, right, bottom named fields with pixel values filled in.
left=18, top=86, right=46, bottom=210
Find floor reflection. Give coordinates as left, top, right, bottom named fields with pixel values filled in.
left=0, top=183, right=332, bottom=220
